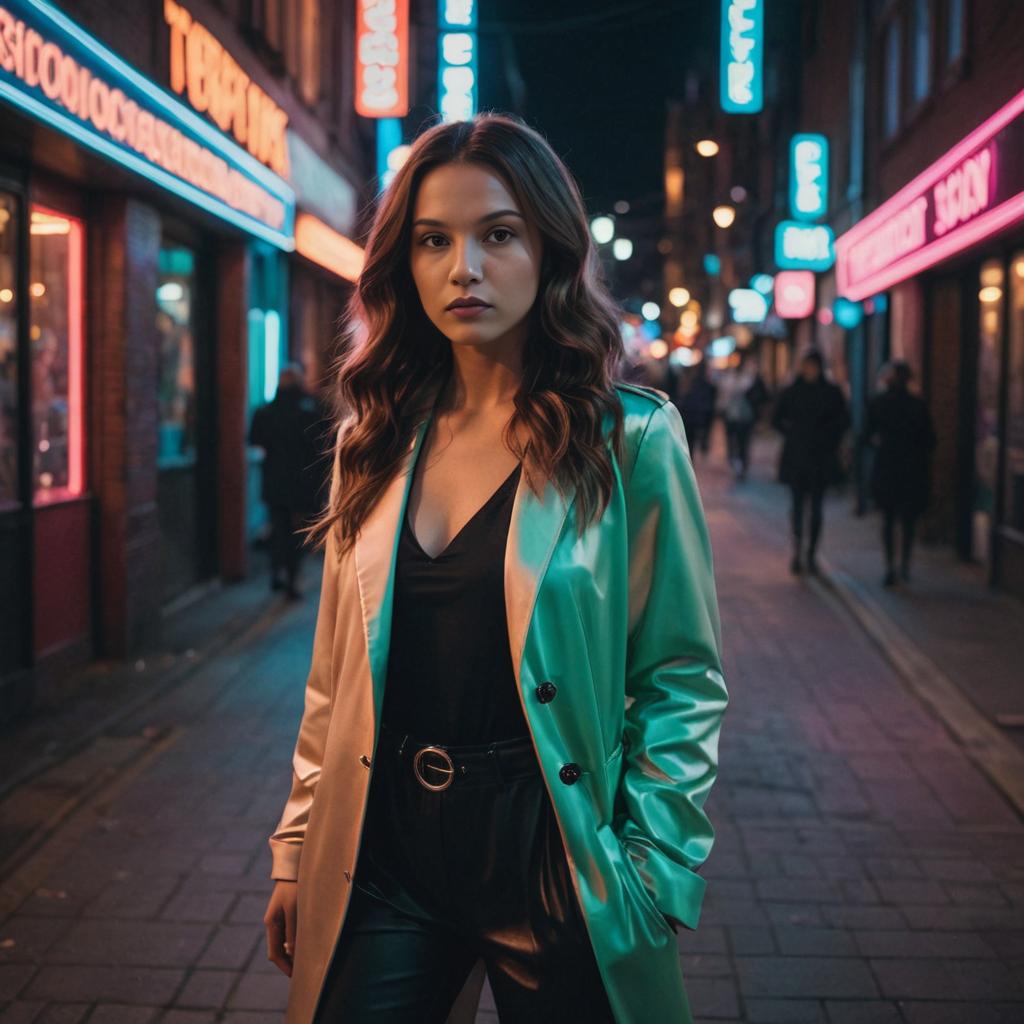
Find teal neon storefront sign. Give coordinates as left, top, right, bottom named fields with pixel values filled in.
left=0, top=0, right=295, bottom=250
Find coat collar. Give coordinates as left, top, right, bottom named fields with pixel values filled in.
left=353, top=398, right=577, bottom=729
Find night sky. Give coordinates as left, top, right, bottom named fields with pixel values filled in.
left=473, top=0, right=715, bottom=217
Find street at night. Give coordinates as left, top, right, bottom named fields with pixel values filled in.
left=3, top=1, right=1024, bottom=1023
left=3, top=438, right=1024, bottom=1021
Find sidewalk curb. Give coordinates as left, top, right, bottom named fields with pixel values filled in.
left=812, top=560, right=1024, bottom=820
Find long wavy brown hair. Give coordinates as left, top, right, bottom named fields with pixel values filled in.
left=309, top=111, right=631, bottom=557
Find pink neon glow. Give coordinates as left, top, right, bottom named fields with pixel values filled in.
left=838, top=192, right=1024, bottom=301
left=836, top=86, right=1024, bottom=301
left=775, top=271, right=815, bottom=319
left=32, top=204, right=85, bottom=500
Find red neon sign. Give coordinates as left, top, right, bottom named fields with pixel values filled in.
left=774, top=271, right=815, bottom=319
left=837, top=87, right=1024, bottom=301
left=355, top=0, right=409, bottom=118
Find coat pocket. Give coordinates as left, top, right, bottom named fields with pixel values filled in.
left=614, top=832, right=675, bottom=939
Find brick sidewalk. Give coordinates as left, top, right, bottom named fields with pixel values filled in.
left=1, top=444, right=1023, bottom=1023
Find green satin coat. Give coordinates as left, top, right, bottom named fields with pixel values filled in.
left=268, top=381, right=728, bottom=1024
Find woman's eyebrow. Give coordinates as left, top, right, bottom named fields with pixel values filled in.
left=412, top=209, right=525, bottom=228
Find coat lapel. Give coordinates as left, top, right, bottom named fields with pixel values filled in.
left=353, top=403, right=577, bottom=733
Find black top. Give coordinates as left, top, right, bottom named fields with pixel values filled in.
left=380, top=461, right=531, bottom=745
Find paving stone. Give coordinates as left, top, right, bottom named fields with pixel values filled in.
left=173, top=971, right=236, bottom=1009
left=870, top=958, right=1024, bottom=1000
left=727, top=926, right=776, bottom=955
left=822, top=1001, right=903, bottom=1023
left=735, top=956, right=878, bottom=999
left=744, top=998, right=826, bottom=1022
left=0, top=1003, right=44, bottom=1024
left=898, top=1003, right=1024, bottom=1024
left=0, top=971, right=33, bottom=1002
left=194, top=927, right=259, bottom=971
left=0, top=919, right=69, bottom=963
left=23, top=968, right=184, bottom=1004
left=158, top=1013, right=218, bottom=1024
left=86, top=1006, right=158, bottom=1024
left=685, top=976, right=740, bottom=1018
left=772, top=926, right=857, bottom=957
left=852, top=929, right=994, bottom=958
left=45, top=921, right=212, bottom=968
left=224, top=972, right=288, bottom=1011
left=32, top=1007, right=89, bottom=1024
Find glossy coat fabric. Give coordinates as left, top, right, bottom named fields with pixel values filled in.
left=268, top=382, right=729, bottom=1024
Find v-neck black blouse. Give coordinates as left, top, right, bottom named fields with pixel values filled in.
left=379, top=461, right=531, bottom=745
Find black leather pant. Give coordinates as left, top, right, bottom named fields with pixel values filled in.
left=314, top=726, right=615, bottom=1023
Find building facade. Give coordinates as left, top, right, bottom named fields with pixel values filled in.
left=0, top=0, right=375, bottom=723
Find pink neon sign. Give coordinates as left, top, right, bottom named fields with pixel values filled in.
left=774, top=270, right=815, bottom=319
left=836, top=87, right=1024, bottom=301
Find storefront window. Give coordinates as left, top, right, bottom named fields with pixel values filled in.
left=946, top=0, right=964, bottom=64
left=30, top=205, right=85, bottom=504
left=1006, top=253, right=1024, bottom=534
left=0, top=194, right=16, bottom=509
left=156, top=246, right=198, bottom=466
left=974, top=259, right=1004, bottom=562
left=910, top=0, right=931, bottom=103
left=883, top=18, right=902, bottom=138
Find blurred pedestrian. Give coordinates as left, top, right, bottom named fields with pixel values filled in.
left=715, top=352, right=768, bottom=480
left=248, top=362, right=329, bottom=599
left=674, top=361, right=717, bottom=459
left=262, top=113, right=726, bottom=1024
left=863, top=360, right=936, bottom=587
left=772, top=350, right=849, bottom=575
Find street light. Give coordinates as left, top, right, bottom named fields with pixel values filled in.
left=669, top=286, right=690, bottom=307
left=590, top=215, right=614, bottom=244
left=695, top=139, right=719, bottom=157
left=641, top=301, right=661, bottom=321
left=712, top=204, right=736, bottom=228
left=613, top=238, right=633, bottom=260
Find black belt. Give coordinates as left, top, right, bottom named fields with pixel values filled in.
left=377, top=721, right=540, bottom=791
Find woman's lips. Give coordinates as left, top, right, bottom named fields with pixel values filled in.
left=447, top=304, right=492, bottom=319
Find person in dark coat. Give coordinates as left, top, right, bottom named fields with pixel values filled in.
left=248, top=362, right=331, bottom=598
left=674, top=360, right=717, bottom=459
left=771, top=350, right=850, bottom=575
left=863, top=360, right=937, bottom=587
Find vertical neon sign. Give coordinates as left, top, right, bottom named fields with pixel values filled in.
left=790, top=133, right=829, bottom=220
left=720, top=0, right=764, bottom=114
left=438, top=0, right=477, bottom=123
left=355, top=0, right=410, bottom=118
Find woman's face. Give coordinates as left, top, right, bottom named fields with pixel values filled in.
left=409, top=161, right=543, bottom=356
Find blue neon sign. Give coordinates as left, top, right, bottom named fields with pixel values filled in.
left=0, top=0, right=294, bottom=250
left=438, top=0, right=477, bottom=123
left=790, top=133, right=829, bottom=221
left=775, top=221, right=836, bottom=271
left=720, top=0, right=764, bottom=114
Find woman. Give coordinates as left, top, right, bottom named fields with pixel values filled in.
left=262, top=113, right=728, bottom=1024
left=863, top=360, right=936, bottom=586
left=772, top=350, right=849, bottom=575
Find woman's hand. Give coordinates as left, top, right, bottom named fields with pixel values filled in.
left=264, top=880, right=298, bottom=976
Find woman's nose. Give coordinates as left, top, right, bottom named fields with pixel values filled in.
left=449, top=240, right=482, bottom=284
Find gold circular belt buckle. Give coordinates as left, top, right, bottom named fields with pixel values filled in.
left=412, top=746, right=456, bottom=792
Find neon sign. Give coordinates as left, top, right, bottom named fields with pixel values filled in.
left=790, top=133, right=829, bottom=221
left=164, top=0, right=289, bottom=179
left=355, top=0, right=409, bottom=118
left=438, top=0, right=476, bottom=123
left=774, top=271, right=815, bottom=319
left=837, top=87, right=1024, bottom=301
left=0, top=0, right=294, bottom=249
left=720, top=0, right=763, bottom=114
left=728, top=288, right=768, bottom=323
left=775, top=221, right=836, bottom=271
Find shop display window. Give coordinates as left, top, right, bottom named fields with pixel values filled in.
left=156, top=246, right=198, bottom=467
left=30, top=205, right=85, bottom=505
left=0, top=194, right=16, bottom=509
left=1006, top=254, right=1024, bottom=534
left=974, top=259, right=1004, bottom=561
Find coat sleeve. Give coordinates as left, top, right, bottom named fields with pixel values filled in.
left=267, top=460, right=342, bottom=881
left=615, top=399, right=728, bottom=931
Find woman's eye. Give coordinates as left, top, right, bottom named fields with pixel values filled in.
left=489, top=227, right=514, bottom=242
